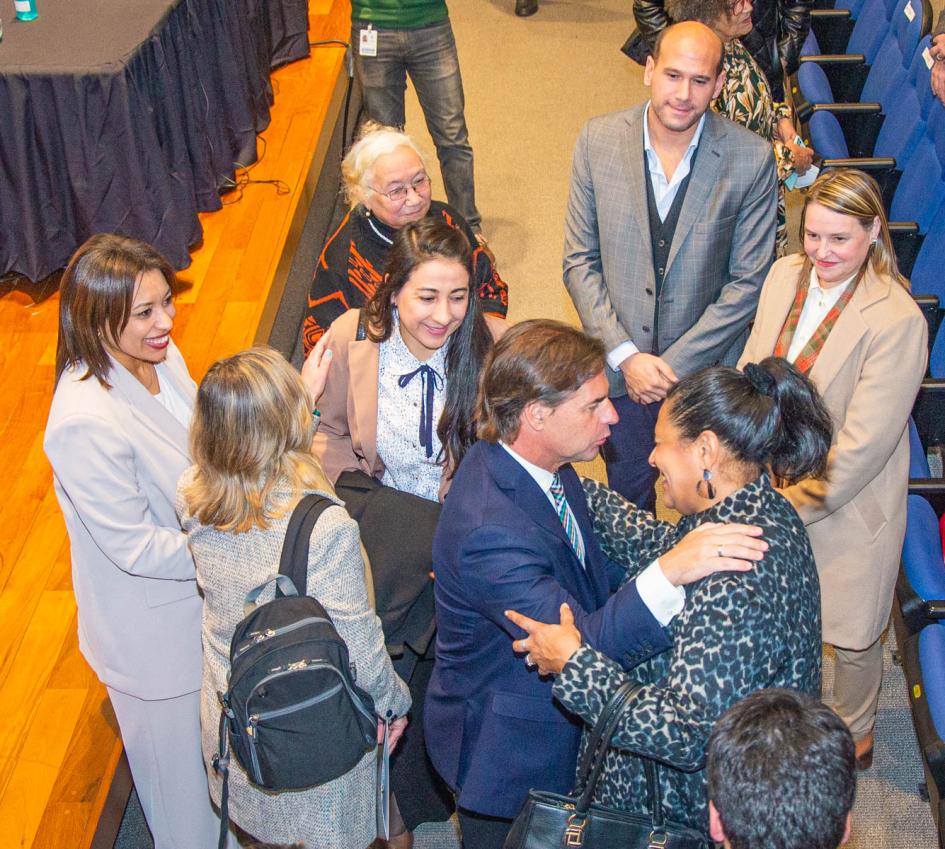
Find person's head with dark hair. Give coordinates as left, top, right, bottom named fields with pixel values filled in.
left=665, top=0, right=755, bottom=48
left=707, top=688, right=856, bottom=849
left=653, top=356, right=832, bottom=515
left=55, top=233, right=181, bottom=388
left=365, top=217, right=492, bottom=471
left=477, top=319, right=615, bottom=470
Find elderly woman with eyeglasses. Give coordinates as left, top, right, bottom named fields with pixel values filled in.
left=302, top=121, right=508, bottom=356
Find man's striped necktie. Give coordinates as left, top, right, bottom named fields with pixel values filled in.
left=550, top=473, right=585, bottom=566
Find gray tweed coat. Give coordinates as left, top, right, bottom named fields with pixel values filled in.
left=177, top=471, right=411, bottom=849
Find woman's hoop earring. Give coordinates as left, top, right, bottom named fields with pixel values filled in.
left=696, top=468, right=716, bottom=500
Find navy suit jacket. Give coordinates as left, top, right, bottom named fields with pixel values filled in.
left=424, top=440, right=671, bottom=819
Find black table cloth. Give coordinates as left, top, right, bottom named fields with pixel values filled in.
left=0, top=0, right=309, bottom=281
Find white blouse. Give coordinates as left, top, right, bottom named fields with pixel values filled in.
left=786, top=268, right=856, bottom=362
left=154, top=363, right=193, bottom=428
left=376, top=316, right=448, bottom=502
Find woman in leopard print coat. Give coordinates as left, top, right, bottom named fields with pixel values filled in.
left=507, top=358, right=832, bottom=835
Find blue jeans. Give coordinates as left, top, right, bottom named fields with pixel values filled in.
left=352, top=18, right=481, bottom=231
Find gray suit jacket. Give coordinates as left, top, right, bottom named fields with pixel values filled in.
left=44, top=340, right=203, bottom=699
left=563, top=105, right=777, bottom=395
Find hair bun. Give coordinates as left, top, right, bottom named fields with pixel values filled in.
left=744, top=362, right=776, bottom=397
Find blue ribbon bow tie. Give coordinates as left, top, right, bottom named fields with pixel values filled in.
left=398, top=364, right=444, bottom=458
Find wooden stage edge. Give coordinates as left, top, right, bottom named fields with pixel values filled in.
left=255, top=65, right=349, bottom=348
left=0, top=0, right=351, bottom=846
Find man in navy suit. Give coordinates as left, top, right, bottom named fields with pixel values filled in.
left=425, top=319, right=749, bottom=849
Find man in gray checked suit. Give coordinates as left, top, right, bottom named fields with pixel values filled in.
left=563, top=21, right=777, bottom=511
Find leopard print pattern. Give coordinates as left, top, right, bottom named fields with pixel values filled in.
left=552, top=475, right=822, bottom=835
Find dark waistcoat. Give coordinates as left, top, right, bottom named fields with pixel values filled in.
left=643, top=159, right=693, bottom=355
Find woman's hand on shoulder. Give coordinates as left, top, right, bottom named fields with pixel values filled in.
left=505, top=603, right=581, bottom=676
left=658, top=522, right=767, bottom=587
left=300, top=336, right=333, bottom=407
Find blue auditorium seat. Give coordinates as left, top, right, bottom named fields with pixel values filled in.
left=848, top=0, right=903, bottom=61
left=932, top=326, right=945, bottom=378
left=916, top=624, right=945, bottom=849
left=860, top=0, right=929, bottom=105
left=804, top=0, right=868, bottom=55
left=890, top=104, right=945, bottom=230
left=919, top=623, right=945, bottom=741
left=911, top=419, right=933, bottom=478
left=903, top=494, right=945, bottom=602
left=911, top=204, right=945, bottom=301
left=897, top=595, right=945, bottom=848
left=806, top=39, right=931, bottom=188
left=798, top=0, right=932, bottom=110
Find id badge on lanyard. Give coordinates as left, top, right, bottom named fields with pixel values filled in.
left=359, top=24, right=378, bottom=57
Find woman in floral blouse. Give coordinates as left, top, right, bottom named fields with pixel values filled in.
left=667, top=0, right=815, bottom=255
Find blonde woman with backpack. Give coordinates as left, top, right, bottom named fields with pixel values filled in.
left=178, top=347, right=410, bottom=849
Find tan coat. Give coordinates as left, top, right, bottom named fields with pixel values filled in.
left=313, top=308, right=505, bottom=502
left=739, top=254, right=927, bottom=649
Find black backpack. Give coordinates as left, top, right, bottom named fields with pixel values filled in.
left=213, top=494, right=378, bottom=849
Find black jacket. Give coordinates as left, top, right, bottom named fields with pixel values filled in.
left=632, top=0, right=812, bottom=99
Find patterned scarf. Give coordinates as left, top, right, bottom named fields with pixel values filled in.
left=774, top=268, right=858, bottom=374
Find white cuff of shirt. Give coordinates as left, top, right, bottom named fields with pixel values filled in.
left=636, top=559, right=686, bottom=626
left=606, top=340, right=640, bottom=372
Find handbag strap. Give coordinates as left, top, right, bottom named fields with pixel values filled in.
left=573, top=681, right=667, bottom=830
left=356, top=308, right=368, bottom=341
left=574, top=681, right=643, bottom=812
left=644, top=759, right=664, bottom=829
left=214, top=697, right=232, bottom=849
left=277, top=494, right=333, bottom=597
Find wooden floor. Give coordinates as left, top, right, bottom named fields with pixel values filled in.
left=0, top=0, right=350, bottom=845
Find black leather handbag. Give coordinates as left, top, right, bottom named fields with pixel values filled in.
left=504, top=682, right=710, bottom=849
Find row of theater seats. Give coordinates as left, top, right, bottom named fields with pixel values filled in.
left=793, top=0, right=945, bottom=376
left=896, top=415, right=945, bottom=848
left=795, top=2, right=945, bottom=841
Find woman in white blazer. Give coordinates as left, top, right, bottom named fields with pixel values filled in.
left=43, top=234, right=330, bottom=848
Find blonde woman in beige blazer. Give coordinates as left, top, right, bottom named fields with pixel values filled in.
left=739, top=170, right=927, bottom=770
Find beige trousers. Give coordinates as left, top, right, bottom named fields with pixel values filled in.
left=830, top=636, right=885, bottom=741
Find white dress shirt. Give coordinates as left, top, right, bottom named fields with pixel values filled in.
left=500, top=443, right=684, bottom=626
left=607, top=102, right=707, bottom=371
left=786, top=268, right=856, bottom=362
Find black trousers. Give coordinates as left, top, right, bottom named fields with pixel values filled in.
left=457, top=806, right=514, bottom=849
left=390, top=647, right=455, bottom=829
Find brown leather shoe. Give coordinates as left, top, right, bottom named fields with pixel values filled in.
left=854, top=732, right=874, bottom=771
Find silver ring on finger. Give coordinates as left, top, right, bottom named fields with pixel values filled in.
left=526, top=654, right=536, bottom=668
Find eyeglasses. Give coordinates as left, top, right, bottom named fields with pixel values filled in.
left=371, top=174, right=431, bottom=203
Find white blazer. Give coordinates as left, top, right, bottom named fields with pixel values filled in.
left=44, top=340, right=203, bottom=699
